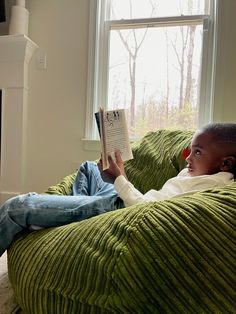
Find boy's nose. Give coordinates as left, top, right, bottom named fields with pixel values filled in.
left=185, top=152, right=191, bottom=163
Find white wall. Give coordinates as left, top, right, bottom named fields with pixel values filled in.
left=25, top=0, right=99, bottom=192
left=0, top=0, right=236, bottom=193
left=213, top=0, right=236, bottom=121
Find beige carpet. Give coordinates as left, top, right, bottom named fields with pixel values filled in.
left=0, top=253, right=21, bottom=314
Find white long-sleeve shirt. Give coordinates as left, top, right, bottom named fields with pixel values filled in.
left=114, top=168, right=234, bottom=207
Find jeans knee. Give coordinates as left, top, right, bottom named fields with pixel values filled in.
left=4, top=193, right=37, bottom=211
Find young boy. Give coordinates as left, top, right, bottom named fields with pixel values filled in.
left=101, top=122, right=236, bottom=206
left=0, top=123, right=235, bottom=256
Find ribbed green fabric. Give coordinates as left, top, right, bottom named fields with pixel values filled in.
left=124, top=129, right=193, bottom=193
left=7, top=130, right=236, bottom=313
left=45, top=172, right=77, bottom=195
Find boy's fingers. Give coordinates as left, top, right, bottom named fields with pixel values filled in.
left=97, top=158, right=102, bottom=171
left=107, top=154, right=115, bottom=166
left=115, top=150, right=123, bottom=164
left=114, top=150, right=121, bottom=157
left=107, top=154, right=113, bottom=161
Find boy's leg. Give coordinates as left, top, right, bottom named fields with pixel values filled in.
left=0, top=192, right=124, bottom=256
left=73, top=161, right=117, bottom=197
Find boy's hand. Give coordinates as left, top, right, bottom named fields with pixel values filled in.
left=98, top=151, right=127, bottom=183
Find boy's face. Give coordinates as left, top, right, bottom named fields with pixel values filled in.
left=186, top=130, right=225, bottom=177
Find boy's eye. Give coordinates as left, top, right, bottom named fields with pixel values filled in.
left=195, top=150, right=201, bottom=155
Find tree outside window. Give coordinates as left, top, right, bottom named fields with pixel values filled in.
left=107, top=0, right=208, bottom=137
left=86, top=0, right=216, bottom=140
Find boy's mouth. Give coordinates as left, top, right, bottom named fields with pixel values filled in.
left=187, top=165, right=194, bottom=172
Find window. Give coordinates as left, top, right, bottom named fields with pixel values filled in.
left=86, top=0, right=217, bottom=139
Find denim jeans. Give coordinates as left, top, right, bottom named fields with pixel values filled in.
left=0, top=161, right=124, bottom=256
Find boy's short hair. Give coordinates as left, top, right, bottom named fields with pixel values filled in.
left=201, top=123, right=236, bottom=144
left=201, top=123, right=236, bottom=177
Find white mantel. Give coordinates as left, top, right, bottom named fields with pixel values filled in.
left=0, top=34, right=38, bottom=203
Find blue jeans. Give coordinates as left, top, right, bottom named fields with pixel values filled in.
left=0, top=161, right=124, bottom=256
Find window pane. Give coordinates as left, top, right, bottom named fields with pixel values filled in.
left=108, top=24, right=203, bottom=137
left=109, top=0, right=208, bottom=20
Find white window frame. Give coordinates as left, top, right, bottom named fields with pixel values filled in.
left=85, top=0, right=218, bottom=140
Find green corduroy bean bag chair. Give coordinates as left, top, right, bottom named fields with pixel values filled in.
left=7, top=130, right=236, bottom=313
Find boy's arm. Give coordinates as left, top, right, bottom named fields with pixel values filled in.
left=98, top=151, right=167, bottom=207
left=98, top=151, right=127, bottom=184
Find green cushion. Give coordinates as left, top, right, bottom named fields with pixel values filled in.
left=8, top=185, right=236, bottom=313
left=7, top=129, right=236, bottom=313
left=45, top=172, right=77, bottom=195
left=124, top=129, right=192, bottom=193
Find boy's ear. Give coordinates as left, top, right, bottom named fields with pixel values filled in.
left=220, top=156, right=236, bottom=172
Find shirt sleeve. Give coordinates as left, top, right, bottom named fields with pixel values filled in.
left=114, top=175, right=170, bottom=207
left=114, top=170, right=234, bottom=208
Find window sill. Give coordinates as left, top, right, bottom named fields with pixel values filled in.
left=82, top=138, right=101, bottom=152
left=82, top=138, right=138, bottom=153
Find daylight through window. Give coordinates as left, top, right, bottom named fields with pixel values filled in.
left=87, top=0, right=216, bottom=139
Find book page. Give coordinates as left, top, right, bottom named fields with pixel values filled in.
left=104, top=109, right=133, bottom=161
left=95, top=108, right=133, bottom=170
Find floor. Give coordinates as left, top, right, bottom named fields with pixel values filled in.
left=0, top=252, right=7, bottom=277
left=0, top=252, right=21, bottom=313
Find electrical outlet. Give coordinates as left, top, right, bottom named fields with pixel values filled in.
left=35, top=48, right=47, bottom=70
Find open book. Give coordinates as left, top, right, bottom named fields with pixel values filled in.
left=95, top=107, right=133, bottom=170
